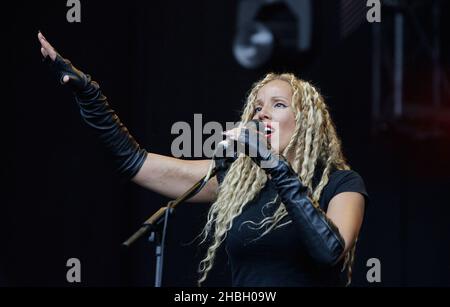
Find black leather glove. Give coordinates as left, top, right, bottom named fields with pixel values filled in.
left=266, top=157, right=345, bottom=267
left=45, top=54, right=91, bottom=92
left=44, top=52, right=147, bottom=180
left=213, top=144, right=238, bottom=172
left=235, top=121, right=345, bottom=267
left=231, top=120, right=279, bottom=169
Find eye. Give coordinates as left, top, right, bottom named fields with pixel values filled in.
left=254, top=106, right=262, bottom=112
left=274, top=102, right=287, bottom=108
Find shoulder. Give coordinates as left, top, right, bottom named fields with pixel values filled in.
left=329, top=169, right=365, bottom=187
left=319, top=169, right=369, bottom=211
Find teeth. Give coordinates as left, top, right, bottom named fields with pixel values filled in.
left=264, top=127, right=272, bottom=134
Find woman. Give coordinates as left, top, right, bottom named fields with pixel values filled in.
left=38, top=31, right=367, bottom=287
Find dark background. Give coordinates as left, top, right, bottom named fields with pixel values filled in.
left=3, top=0, right=450, bottom=286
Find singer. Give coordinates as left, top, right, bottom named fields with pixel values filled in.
left=38, top=32, right=368, bottom=287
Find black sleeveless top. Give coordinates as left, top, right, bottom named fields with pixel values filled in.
left=216, top=163, right=369, bottom=287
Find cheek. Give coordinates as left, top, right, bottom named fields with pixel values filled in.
left=281, top=113, right=296, bottom=140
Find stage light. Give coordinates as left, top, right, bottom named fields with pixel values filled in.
left=233, top=0, right=312, bottom=69
left=233, top=22, right=274, bottom=69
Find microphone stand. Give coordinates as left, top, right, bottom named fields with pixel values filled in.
left=122, top=159, right=229, bottom=287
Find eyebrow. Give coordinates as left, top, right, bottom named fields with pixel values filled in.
left=271, top=96, right=288, bottom=101
left=255, top=96, right=288, bottom=104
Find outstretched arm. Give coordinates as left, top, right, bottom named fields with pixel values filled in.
left=38, top=32, right=218, bottom=203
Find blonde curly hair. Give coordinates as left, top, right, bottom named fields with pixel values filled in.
left=198, top=73, right=357, bottom=286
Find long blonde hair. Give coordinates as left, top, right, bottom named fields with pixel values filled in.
left=198, top=73, right=357, bottom=286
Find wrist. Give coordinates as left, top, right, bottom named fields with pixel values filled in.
left=265, top=156, right=309, bottom=194
left=75, top=79, right=99, bottom=100
left=46, top=54, right=91, bottom=93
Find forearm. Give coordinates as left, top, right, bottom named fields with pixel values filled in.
left=77, top=83, right=217, bottom=201
left=132, top=154, right=217, bottom=203
left=267, top=158, right=345, bottom=267
left=43, top=52, right=148, bottom=180
left=75, top=81, right=147, bottom=180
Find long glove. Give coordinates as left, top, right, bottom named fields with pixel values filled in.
left=233, top=120, right=345, bottom=267
left=44, top=53, right=147, bottom=180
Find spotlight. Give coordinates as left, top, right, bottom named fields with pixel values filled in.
left=233, top=0, right=312, bottom=69
left=233, top=22, right=274, bottom=69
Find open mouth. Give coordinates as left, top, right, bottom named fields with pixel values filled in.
left=264, top=124, right=274, bottom=137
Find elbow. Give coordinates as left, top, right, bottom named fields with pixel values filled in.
left=123, top=149, right=148, bottom=182
left=312, top=253, right=342, bottom=268
left=309, top=239, right=345, bottom=268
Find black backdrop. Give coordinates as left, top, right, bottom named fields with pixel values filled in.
left=3, top=0, right=450, bottom=286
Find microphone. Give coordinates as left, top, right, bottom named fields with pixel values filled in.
left=214, top=119, right=263, bottom=159
left=214, top=138, right=237, bottom=160
left=218, top=139, right=231, bottom=149
left=213, top=139, right=237, bottom=172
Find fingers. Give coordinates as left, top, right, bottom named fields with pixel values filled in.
left=40, top=47, right=48, bottom=58
left=224, top=127, right=266, bottom=145
left=38, top=32, right=57, bottom=61
left=38, top=32, right=49, bottom=48
left=223, top=128, right=243, bottom=140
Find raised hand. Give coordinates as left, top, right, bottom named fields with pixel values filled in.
left=37, top=31, right=90, bottom=91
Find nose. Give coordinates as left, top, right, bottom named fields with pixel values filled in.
left=256, top=104, right=271, bottom=121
